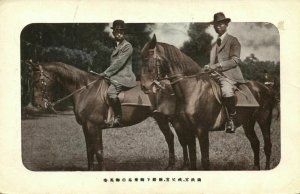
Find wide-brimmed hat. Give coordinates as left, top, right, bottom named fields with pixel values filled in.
left=210, top=12, right=231, bottom=24
left=111, top=20, right=126, bottom=30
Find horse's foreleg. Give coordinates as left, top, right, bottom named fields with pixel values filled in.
left=196, top=127, right=210, bottom=170
left=243, top=119, right=260, bottom=170
left=170, top=118, right=190, bottom=170
left=86, top=122, right=105, bottom=171
left=153, top=114, right=175, bottom=170
left=188, top=134, right=197, bottom=170
left=83, top=124, right=95, bottom=170
left=95, top=129, right=105, bottom=171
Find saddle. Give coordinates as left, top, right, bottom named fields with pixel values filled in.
left=209, top=79, right=259, bottom=131
left=117, top=82, right=152, bottom=107
left=209, top=79, right=260, bottom=107
left=104, top=81, right=177, bottom=124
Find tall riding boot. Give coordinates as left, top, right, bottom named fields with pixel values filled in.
left=223, top=96, right=237, bottom=133
left=109, top=97, right=123, bottom=127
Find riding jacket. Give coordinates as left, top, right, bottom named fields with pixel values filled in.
left=209, top=33, right=245, bottom=83
left=104, top=39, right=136, bottom=88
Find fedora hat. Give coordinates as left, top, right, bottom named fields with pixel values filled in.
left=111, top=20, right=126, bottom=30
left=210, top=12, right=231, bottom=24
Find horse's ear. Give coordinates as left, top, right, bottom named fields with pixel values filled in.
left=26, top=60, right=39, bottom=71
left=149, top=34, right=157, bottom=49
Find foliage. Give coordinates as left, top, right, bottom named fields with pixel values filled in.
left=240, top=53, right=280, bottom=94
left=180, top=23, right=213, bottom=66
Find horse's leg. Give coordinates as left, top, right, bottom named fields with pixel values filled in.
left=86, top=122, right=105, bottom=170
left=153, top=113, right=175, bottom=170
left=188, top=134, right=197, bottom=170
left=196, top=127, right=210, bottom=170
left=243, top=118, right=260, bottom=170
left=82, top=123, right=95, bottom=170
left=257, top=108, right=273, bottom=170
left=170, top=118, right=189, bottom=170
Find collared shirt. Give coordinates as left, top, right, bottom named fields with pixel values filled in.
left=218, top=32, right=227, bottom=42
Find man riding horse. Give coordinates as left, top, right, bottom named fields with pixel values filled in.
left=204, top=12, right=246, bottom=133
left=99, top=20, right=136, bottom=127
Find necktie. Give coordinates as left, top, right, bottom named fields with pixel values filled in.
left=217, top=38, right=221, bottom=46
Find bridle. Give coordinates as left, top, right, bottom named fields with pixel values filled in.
left=148, top=55, right=248, bottom=98
left=32, top=65, right=54, bottom=110
left=148, top=53, right=208, bottom=90
left=33, top=65, right=98, bottom=112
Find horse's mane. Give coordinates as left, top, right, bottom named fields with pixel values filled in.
left=41, top=62, right=97, bottom=85
left=157, top=42, right=202, bottom=75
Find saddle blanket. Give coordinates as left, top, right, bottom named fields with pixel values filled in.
left=118, top=82, right=152, bottom=106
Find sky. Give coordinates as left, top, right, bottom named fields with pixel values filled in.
left=149, top=23, right=280, bottom=62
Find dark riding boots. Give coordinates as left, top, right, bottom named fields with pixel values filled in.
left=108, top=97, right=123, bottom=127
left=107, top=83, right=123, bottom=128
left=223, top=96, right=237, bottom=133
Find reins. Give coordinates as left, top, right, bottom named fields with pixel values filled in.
left=49, top=79, right=98, bottom=107
left=158, top=71, right=210, bottom=85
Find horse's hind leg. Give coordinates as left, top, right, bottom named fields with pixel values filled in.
left=243, top=118, right=260, bottom=170
left=153, top=113, right=175, bottom=170
left=82, top=123, right=95, bottom=170
left=257, top=108, right=273, bottom=170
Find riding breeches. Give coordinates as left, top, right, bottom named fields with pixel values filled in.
left=215, top=76, right=237, bottom=97
left=107, top=83, right=123, bottom=99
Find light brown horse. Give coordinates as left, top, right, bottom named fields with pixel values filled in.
left=30, top=61, right=192, bottom=170
left=140, top=35, right=277, bottom=170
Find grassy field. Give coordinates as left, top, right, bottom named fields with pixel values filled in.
left=21, top=109, right=280, bottom=171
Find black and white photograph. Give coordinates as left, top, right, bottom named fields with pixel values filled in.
left=1, top=1, right=300, bottom=193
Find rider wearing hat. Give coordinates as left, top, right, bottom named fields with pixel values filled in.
left=205, top=12, right=246, bottom=133
left=100, top=20, right=136, bottom=127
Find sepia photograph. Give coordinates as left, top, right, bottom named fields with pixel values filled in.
left=1, top=0, right=300, bottom=193
left=21, top=14, right=280, bottom=171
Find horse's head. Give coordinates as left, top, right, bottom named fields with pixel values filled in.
left=30, top=62, right=56, bottom=110
left=140, top=35, right=169, bottom=94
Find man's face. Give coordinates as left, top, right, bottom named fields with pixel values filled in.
left=214, top=22, right=228, bottom=36
left=113, top=29, right=125, bottom=42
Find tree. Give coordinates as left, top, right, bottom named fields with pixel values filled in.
left=180, top=23, right=213, bottom=66
left=125, top=23, right=154, bottom=80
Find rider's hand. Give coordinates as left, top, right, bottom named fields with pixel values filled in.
left=204, top=65, right=211, bottom=72
left=99, top=72, right=107, bottom=77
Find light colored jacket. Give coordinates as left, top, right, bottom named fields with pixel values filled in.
left=104, top=39, right=136, bottom=87
left=210, top=34, right=245, bottom=83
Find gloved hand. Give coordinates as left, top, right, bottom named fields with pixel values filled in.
left=204, top=65, right=211, bottom=72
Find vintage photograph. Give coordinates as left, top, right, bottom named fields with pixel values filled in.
left=21, top=13, right=280, bottom=171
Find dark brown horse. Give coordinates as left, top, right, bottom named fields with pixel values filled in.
left=30, top=61, right=191, bottom=170
left=140, top=35, right=277, bottom=170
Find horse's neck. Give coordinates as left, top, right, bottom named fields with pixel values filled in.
left=172, top=77, right=210, bottom=103
left=53, top=65, right=94, bottom=93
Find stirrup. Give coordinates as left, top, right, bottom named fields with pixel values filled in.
left=225, top=119, right=236, bottom=133
left=106, top=117, right=123, bottom=128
